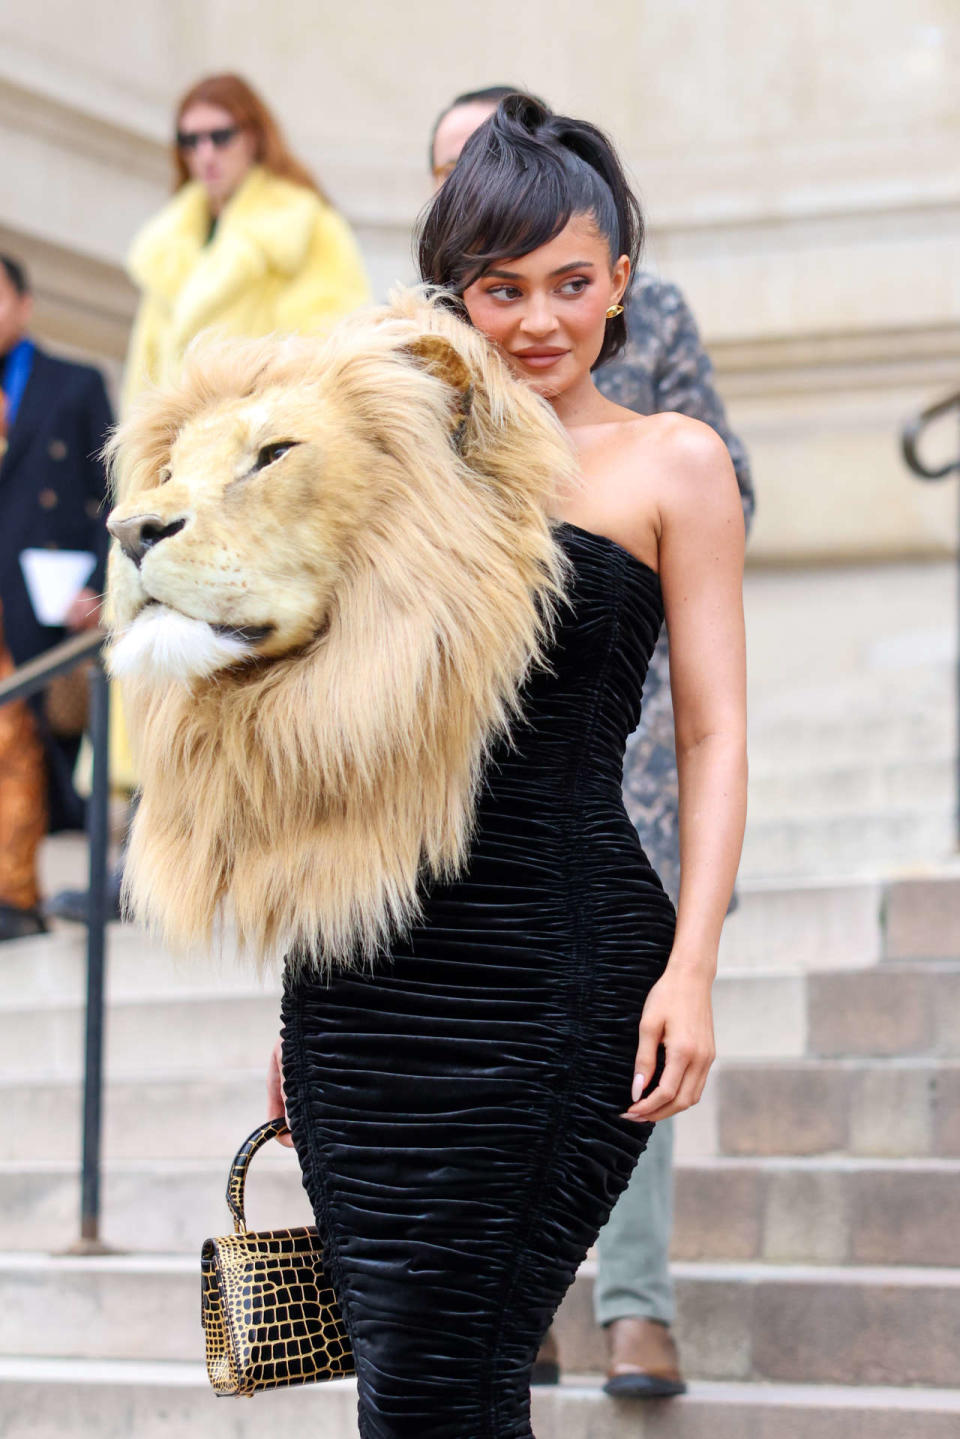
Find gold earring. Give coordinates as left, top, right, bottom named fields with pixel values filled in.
left=605, top=303, right=624, bottom=319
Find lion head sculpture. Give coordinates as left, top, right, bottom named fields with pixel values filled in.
left=106, top=289, right=577, bottom=972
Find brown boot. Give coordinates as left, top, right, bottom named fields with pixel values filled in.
left=0, top=617, right=47, bottom=925
left=531, top=1325, right=560, bottom=1386
left=602, top=1316, right=686, bottom=1398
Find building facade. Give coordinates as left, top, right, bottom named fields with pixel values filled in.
left=2, top=0, right=958, bottom=560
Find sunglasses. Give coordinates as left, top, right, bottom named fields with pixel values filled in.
left=176, top=125, right=241, bottom=151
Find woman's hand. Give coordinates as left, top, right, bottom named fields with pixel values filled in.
left=621, top=961, right=716, bottom=1123
left=267, top=1037, right=296, bottom=1147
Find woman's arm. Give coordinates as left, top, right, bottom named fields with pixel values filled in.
left=623, top=416, right=747, bottom=1122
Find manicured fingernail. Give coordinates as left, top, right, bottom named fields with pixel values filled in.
left=631, top=1073, right=645, bottom=1104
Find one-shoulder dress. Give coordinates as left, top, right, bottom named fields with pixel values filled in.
left=280, top=523, right=677, bottom=1439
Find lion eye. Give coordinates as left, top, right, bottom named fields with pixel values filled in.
left=158, top=466, right=172, bottom=485
left=254, top=441, right=300, bottom=471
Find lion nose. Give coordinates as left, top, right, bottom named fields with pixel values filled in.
left=108, top=514, right=188, bottom=567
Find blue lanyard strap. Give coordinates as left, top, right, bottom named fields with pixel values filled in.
left=2, top=337, right=35, bottom=433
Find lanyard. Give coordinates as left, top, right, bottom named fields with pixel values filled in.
left=2, top=337, right=35, bottom=433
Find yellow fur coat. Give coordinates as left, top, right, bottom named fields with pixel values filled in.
left=121, top=165, right=371, bottom=412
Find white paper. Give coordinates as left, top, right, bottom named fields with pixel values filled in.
left=19, top=548, right=97, bottom=626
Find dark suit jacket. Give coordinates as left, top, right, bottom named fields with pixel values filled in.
left=0, top=344, right=113, bottom=829
left=0, top=344, right=112, bottom=668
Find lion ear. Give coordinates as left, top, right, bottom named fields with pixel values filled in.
left=406, top=334, right=472, bottom=393
left=405, top=334, right=474, bottom=453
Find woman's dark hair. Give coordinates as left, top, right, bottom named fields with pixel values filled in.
left=418, top=94, right=642, bottom=368
left=0, top=254, right=30, bottom=296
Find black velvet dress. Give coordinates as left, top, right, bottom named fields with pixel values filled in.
left=280, top=523, right=677, bottom=1438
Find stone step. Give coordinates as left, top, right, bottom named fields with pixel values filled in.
left=0, top=991, right=282, bottom=1078
left=0, top=1155, right=315, bottom=1252
left=713, top=1059, right=960, bottom=1160
left=885, top=876, right=960, bottom=961
left=748, top=756, right=954, bottom=822
left=555, top=1261, right=960, bottom=1387
left=719, top=876, right=884, bottom=972
left=672, top=1157, right=960, bottom=1267
left=5, top=1155, right=958, bottom=1267
left=3, top=1361, right=960, bottom=1439
left=747, top=709, right=953, bottom=773
left=740, top=810, right=955, bottom=882
left=716, top=962, right=960, bottom=1061
left=1, top=1070, right=265, bottom=1162
left=38, top=833, right=96, bottom=899
left=806, top=965, right=960, bottom=1058
left=5, top=1253, right=960, bottom=1388
left=0, top=924, right=270, bottom=1005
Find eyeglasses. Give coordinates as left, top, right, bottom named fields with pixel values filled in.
left=431, top=160, right=458, bottom=185
left=176, top=125, right=241, bottom=151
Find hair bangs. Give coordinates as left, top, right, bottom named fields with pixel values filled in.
left=451, top=159, right=575, bottom=293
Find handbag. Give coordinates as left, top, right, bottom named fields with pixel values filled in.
left=200, top=1115, right=354, bottom=1396
left=44, top=664, right=91, bottom=738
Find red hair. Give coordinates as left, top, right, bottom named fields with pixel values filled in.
left=172, top=73, right=327, bottom=201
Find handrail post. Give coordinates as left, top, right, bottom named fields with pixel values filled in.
left=76, top=655, right=110, bottom=1250
left=900, top=394, right=960, bottom=853
left=0, top=630, right=116, bottom=1253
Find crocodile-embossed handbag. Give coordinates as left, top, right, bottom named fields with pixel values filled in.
left=200, top=1116, right=354, bottom=1396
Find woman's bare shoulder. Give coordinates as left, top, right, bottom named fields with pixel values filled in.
left=564, top=409, right=739, bottom=568
left=614, top=410, right=730, bottom=468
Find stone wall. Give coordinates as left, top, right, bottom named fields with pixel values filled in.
left=2, top=0, right=957, bottom=560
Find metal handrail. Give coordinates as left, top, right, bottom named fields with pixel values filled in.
left=901, top=390, right=960, bottom=849
left=0, top=629, right=111, bottom=1251
left=902, top=388, right=960, bottom=481
left=0, top=630, right=104, bottom=704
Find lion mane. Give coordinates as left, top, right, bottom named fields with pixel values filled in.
left=106, top=290, right=577, bottom=972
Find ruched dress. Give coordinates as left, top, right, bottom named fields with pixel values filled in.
left=280, top=523, right=677, bottom=1439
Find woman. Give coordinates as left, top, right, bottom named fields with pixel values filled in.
left=270, top=96, right=746, bottom=1438
left=121, top=72, right=371, bottom=411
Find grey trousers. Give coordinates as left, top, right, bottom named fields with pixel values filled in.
left=593, top=1114, right=675, bottom=1327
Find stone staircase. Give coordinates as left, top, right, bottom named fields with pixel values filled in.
left=2, top=868, right=960, bottom=1436
left=738, top=559, right=957, bottom=881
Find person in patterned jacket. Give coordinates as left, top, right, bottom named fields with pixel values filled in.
left=430, top=88, right=754, bottom=1398
left=599, top=273, right=754, bottom=907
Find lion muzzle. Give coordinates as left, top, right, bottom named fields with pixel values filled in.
left=108, top=605, right=260, bottom=686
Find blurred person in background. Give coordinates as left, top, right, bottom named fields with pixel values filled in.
left=122, top=71, right=371, bottom=409
left=52, top=73, right=373, bottom=924
left=0, top=254, right=111, bottom=940
left=429, top=87, right=754, bottom=1398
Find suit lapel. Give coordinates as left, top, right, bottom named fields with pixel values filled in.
left=1, top=347, right=55, bottom=480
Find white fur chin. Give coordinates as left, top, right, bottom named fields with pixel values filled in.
left=108, top=607, right=252, bottom=685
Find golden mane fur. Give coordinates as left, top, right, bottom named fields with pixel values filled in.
left=106, top=289, right=578, bottom=972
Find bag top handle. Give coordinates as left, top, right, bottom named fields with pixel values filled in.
left=226, top=1116, right=290, bottom=1233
